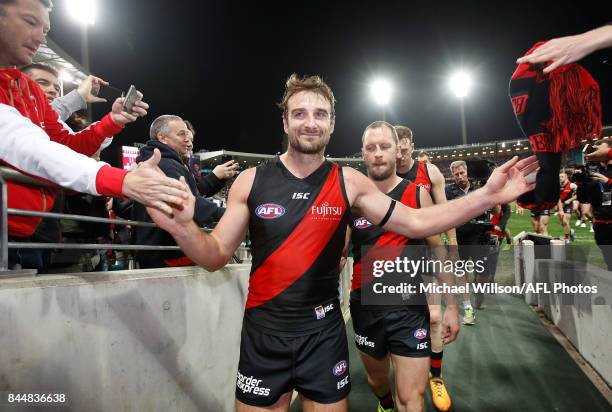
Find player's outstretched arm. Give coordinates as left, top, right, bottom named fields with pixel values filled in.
left=346, top=156, right=538, bottom=240
left=147, top=169, right=254, bottom=271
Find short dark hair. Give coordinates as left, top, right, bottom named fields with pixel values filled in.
left=278, top=73, right=336, bottom=119
left=394, top=125, right=413, bottom=144
left=21, top=62, right=58, bottom=78
left=362, top=121, right=399, bottom=145
left=0, top=0, right=53, bottom=12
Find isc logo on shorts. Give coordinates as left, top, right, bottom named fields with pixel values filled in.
left=337, top=375, right=349, bottom=390
left=353, top=217, right=373, bottom=229
left=314, top=303, right=334, bottom=320
left=414, top=328, right=428, bottom=340
left=255, top=203, right=285, bottom=219
left=333, top=360, right=347, bottom=376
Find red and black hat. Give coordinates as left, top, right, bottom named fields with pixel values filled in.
left=509, top=41, right=602, bottom=153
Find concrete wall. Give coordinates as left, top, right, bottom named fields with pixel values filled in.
left=0, top=265, right=250, bottom=412
left=516, top=239, right=612, bottom=386
left=534, top=260, right=612, bottom=386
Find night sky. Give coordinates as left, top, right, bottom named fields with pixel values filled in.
left=47, top=0, right=611, bottom=163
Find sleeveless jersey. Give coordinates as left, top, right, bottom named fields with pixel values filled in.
left=398, top=160, right=432, bottom=193
left=488, top=210, right=504, bottom=240
left=246, top=158, right=350, bottom=334
left=559, top=182, right=575, bottom=203
left=350, top=179, right=426, bottom=309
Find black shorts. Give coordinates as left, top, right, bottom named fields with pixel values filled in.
left=236, top=317, right=350, bottom=407
left=350, top=303, right=431, bottom=359
left=530, top=209, right=550, bottom=218
left=562, top=204, right=572, bottom=214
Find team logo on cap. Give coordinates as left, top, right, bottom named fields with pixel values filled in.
left=333, top=360, right=347, bottom=376
left=353, top=217, right=373, bottom=229
left=255, top=203, right=285, bottom=219
left=414, top=328, right=427, bottom=340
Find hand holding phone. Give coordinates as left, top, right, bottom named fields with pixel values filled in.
left=91, top=82, right=100, bottom=96
left=77, top=75, right=108, bottom=103
left=111, top=86, right=148, bottom=125
left=585, top=143, right=611, bottom=163
left=123, top=85, right=144, bottom=114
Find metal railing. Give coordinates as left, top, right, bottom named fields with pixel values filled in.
left=0, top=167, right=242, bottom=274
left=0, top=172, right=7, bottom=271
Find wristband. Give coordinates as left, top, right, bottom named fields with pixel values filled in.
left=378, top=199, right=396, bottom=227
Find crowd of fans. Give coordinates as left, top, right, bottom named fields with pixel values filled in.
left=1, top=1, right=611, bottom=276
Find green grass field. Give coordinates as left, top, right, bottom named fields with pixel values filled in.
left=494, top=202, right=607, bottom=278
left=505, top=202, right=595, bottom=245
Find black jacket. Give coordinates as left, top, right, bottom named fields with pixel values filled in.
left=133, top=140, right=225, bottom=267
left=445, top=180, right=489, bottom=241
left=195, top=172, right=225, bottom=197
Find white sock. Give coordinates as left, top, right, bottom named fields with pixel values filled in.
left=463, top=300, right=472, bottom=309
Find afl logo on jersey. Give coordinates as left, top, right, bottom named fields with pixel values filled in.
left=333, top=360, right=348, bottom=376
left=255, top=203, right=285, bottom=219
left=414, top=328, right=428, bottom=340
left=353, top=217, right=373, bottom=229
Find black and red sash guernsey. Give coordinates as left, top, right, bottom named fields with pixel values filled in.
left=398, top=160, right=432, bottom=194
left=350, top=179, right=425, bottom=309
left=559, top=182, right=575, bottom=203
left=245, top=158, right=350, bottom=333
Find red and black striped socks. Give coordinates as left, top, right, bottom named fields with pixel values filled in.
left=431, top=351, right=444, bottom=377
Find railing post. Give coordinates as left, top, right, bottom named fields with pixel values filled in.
left=550, top=239, right=566, bottom=261
left=0, top=174, right=7, bottom=271
left=522, top=240, right=537, bottom=305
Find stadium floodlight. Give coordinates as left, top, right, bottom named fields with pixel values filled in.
left=448, top=70, right=473, bottom=145
left=371, top=79, right=392, bottom=105
left=67, top=0, right=96, bottom=120
left=370, top=78, right=392, bottom=121
left=449, top=71, right=472, bottom=98
left=67, top=0, right=97, bottom=25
